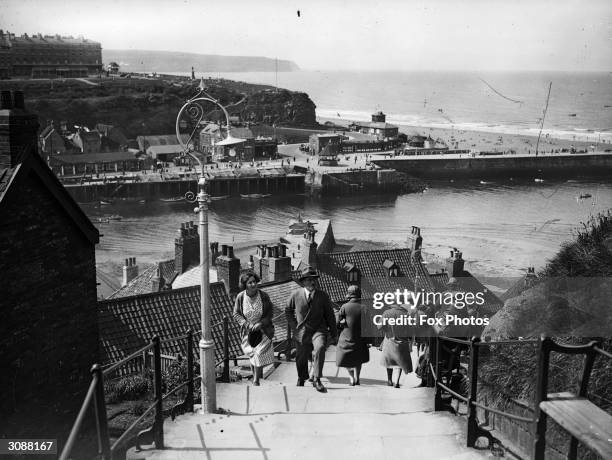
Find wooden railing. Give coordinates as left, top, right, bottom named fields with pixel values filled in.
left=429, top=335, right=612, bottom=459
left=60, top=316, right=237, bottom=460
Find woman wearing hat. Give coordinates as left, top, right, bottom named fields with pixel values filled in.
left=336, top=285, right=369, bottom=386
left=378, top=302, right=414, bottom=388
left=233, top=272, right=275, bottom=386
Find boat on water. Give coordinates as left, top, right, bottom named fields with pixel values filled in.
left=97, top=215, right=122, bottom=223
left=240, top=193, right=271, bottom=199
left=578, top=193, right=592, bottom=199
left=534, top=178, right=545, bottom=183
left=99, top=200, right=113, bottom=205
left=210, top=195, right=230, bottom=201
left=159, top=196, right=184, bottom=202
left=371, top=150, right=612, bottom=179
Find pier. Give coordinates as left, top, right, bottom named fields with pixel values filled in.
left=64, top=167, right=305, bottom=203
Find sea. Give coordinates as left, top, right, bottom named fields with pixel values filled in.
left=94, top=71, right=612, bottom=289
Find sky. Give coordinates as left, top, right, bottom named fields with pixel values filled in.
left=2, top=0, right=611, bottom=71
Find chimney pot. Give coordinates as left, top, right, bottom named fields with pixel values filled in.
left=124, top=258, right=129, bottom=266
left=222, top=244, right=228, bottom=256
left=228, top=246, right=234, bottom=259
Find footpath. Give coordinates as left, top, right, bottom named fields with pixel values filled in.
left=128, top=347, right=495, bottom=460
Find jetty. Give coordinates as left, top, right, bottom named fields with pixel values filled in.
left=64, top=167, right=305, bottom=203
left=371, top=150, right=612, bottom=179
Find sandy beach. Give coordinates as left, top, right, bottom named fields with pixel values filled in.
left=318, top=117, right=610, bottom=156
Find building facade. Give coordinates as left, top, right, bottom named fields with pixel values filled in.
left=0, top=90, right=100, bottom=441
left=0, top=30, right=102, bottom=79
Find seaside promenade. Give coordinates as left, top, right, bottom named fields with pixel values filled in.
left=128, top=347, right=494, bottom=460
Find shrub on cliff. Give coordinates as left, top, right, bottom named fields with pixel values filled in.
left=479, top=210, right=612, bottom=458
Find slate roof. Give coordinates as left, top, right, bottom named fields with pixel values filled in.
left=137, top=134, right=191, bottom=151
left=98, top=282, right=241, bottom=366
left=316, top=248, right=424, bottom=304
left=51, top=151, right=138, bottom=164
left=146, top=145, right=185, bottom=155
left=172, top=265, right=218, bottom=289
left=314, top=248, right=502, bottom=315
left=0, top=167, right=17, bottom=202
left=108, top=259, right=177, bottom=299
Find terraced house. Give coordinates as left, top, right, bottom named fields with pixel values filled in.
left=0, top=30, right=102, bottom=79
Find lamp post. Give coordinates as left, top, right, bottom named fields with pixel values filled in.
left=175, top=78, right=243, bottom=413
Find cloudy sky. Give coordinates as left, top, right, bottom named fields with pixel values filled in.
left=2, top=0, right=611, bottom=71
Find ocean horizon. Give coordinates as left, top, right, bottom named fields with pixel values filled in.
left=163, top=69, right=612, bottom=143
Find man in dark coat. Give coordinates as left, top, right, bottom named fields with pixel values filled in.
left=285, top=267, right=337, bottom=392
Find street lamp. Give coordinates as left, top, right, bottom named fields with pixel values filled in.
left=175, top=78, right=244, bottom=413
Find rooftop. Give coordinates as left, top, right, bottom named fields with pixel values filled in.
left=99, top=282, right=241, bottom=366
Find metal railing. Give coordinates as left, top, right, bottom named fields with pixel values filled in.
left=60, top=316, right=238, bottom=460
left=428, top=335, right=612, bottom=459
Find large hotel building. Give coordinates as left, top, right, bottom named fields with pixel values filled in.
left=0, top=30, right=102, bottom=79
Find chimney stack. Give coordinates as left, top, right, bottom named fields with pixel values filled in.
left=0, top=91, right=39, bottom=169
left=446, top=249, right=465, bottom=277
left=175, top=222, right=199, bottom=275
left=121, top=257, right=139, bottom=286
left=217, top=245, right=240, bottom=296
left=151, top=265, right=164, bottom=292
left=268, top=243, right=291, bottom=282
left=302, top=228, right=318, bottom=270
left=407, top=226, right=423, bottom=254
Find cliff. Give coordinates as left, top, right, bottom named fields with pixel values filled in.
left=103, top=49, right=300, bottom=73
left=0, top=77, right=317, bottom=138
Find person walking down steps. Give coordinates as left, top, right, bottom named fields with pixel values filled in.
left=285, top=267, right=337, bottom=393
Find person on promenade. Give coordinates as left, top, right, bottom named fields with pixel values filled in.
left=336, top=285, right=370, bottom=386
left=378, top=303, right=414, bottom=388
left=285, top=267, right=338, bottom=393
left=233, top=272, right=275, bottom=386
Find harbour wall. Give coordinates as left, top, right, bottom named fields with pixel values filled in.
left=372, top=153, right=612, bottom=179
left=65, top=174, right=305, bottom=203
left=302, top=168, right=425, bottom=195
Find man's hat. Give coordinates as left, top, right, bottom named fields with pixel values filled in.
left=345, top=285, right=361, bottom=300
left=298, top=266, right=319, bottom=281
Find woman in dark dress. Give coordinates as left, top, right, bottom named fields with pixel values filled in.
left=378, top=303, right=414, bottom=388
left=336, top=286, right=369, bottom=386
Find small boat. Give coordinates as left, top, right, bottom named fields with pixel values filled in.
left=210, top=195, right=230, bottom=201
left=107, top=214, right=122, bottom=221
left=578, top=193, right=592, bottom=199
left=568, top=113, right=577, bottom=117
left=240, top=193, right=271, bottom=199
left=534, top=178, right=545, bottom=183
left=160, top=196, right=184, bottom=202
left=479, top=180, right=493, bottom=185
left=138, top=199, right=146, bottom=204
left=100, top=200, right=113, bottom=205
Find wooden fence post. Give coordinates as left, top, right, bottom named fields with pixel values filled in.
left=91, top=364, right=110, bottom=460
left=533, top=335, right=551, bottom=460
left=467, top=337, right=481, bottom=447
left=152, top=336, right=164, bottom=449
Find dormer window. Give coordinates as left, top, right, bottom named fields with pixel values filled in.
left=383, top=259, right=399, bottom=277
left=343, top=262, right=360, bottom=284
